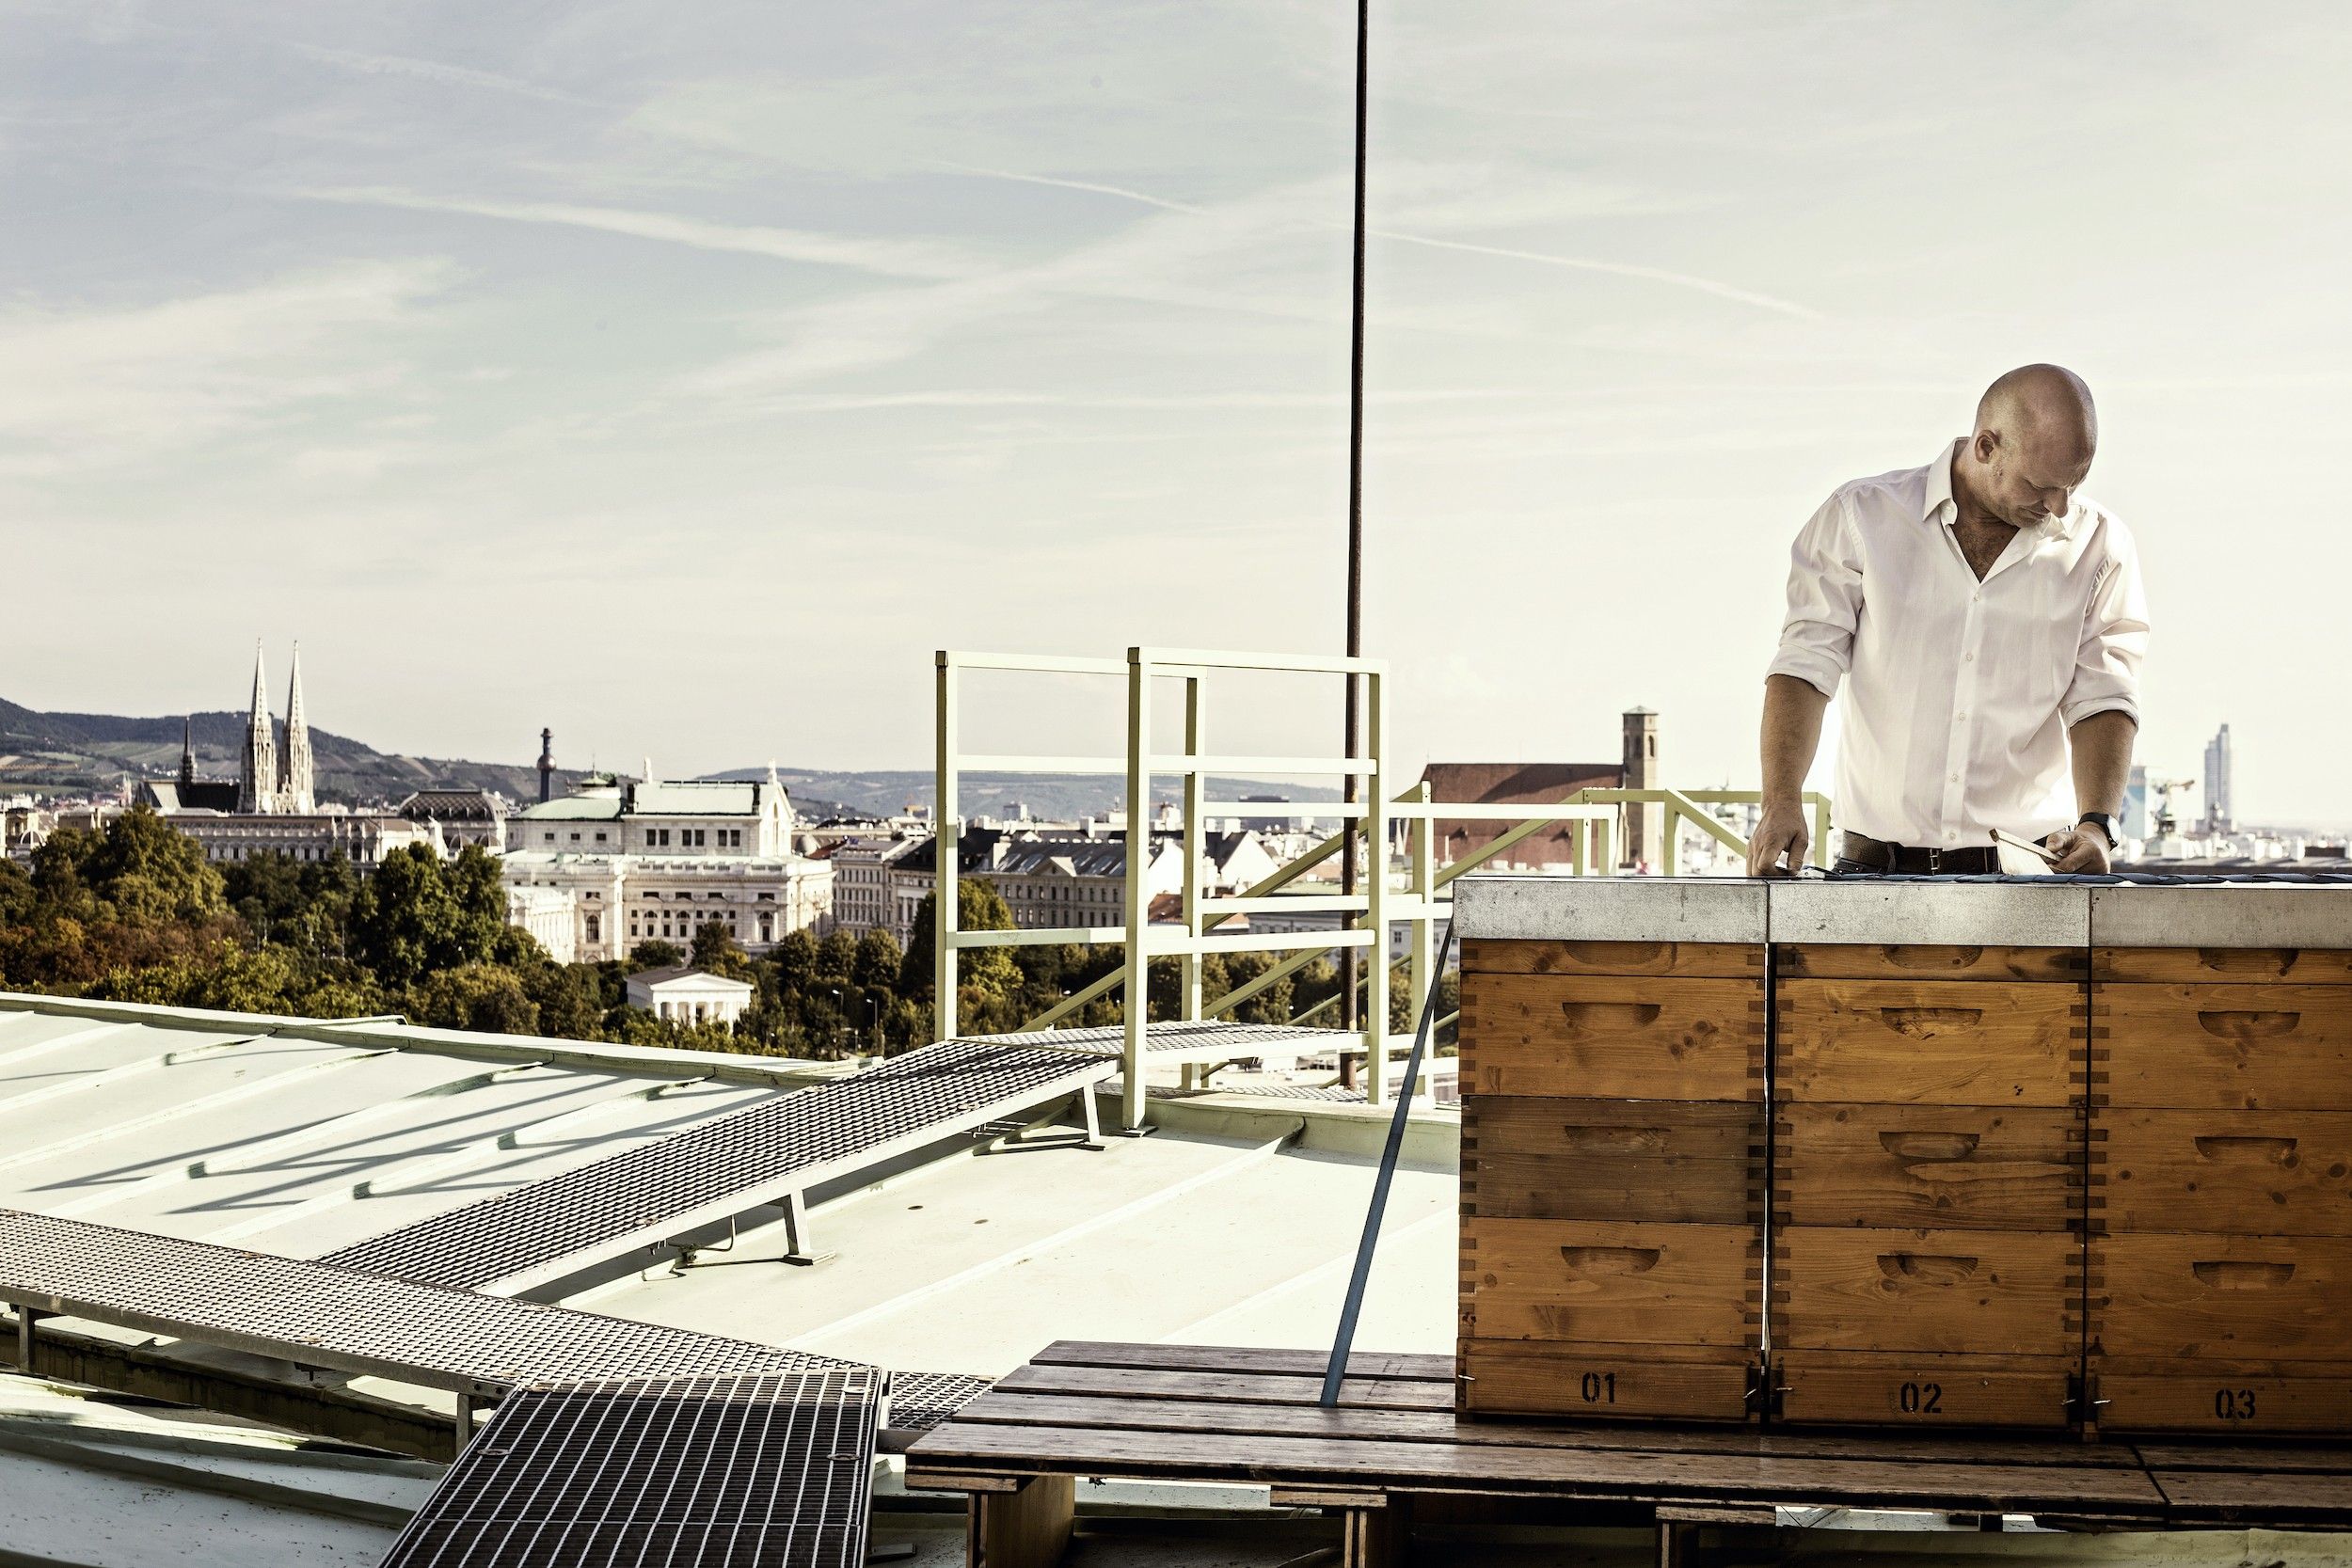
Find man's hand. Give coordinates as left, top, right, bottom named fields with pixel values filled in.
left=1748, top=801, right=1812, bottom=877
left=2042, top=826, right=2111, bottom=875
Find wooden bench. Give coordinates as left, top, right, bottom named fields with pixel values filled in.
left=904, top=1341, right=2352, bottom=1566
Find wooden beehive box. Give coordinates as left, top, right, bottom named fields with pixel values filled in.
left=1454, top=879, right=1767, bottom=1421
left=2086, top=886, right=2352, bottom=1437
left=1765, top=880, right=2091, bottom=1432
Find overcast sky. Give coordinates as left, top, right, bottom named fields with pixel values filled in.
left=7, top=2, right=2348, bottom=822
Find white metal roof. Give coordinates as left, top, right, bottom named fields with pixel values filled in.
left=0, top=990, right=1452, bottom=1372
left=5, top=991, right=2334, bottom=1566
left=0, top=989, right=1461, bottom=1562
left=628, top=781, right=764, bottom=816
left=507, top=795, right=624, bottom=821
left=0, top=1370, right=440, bottom=1566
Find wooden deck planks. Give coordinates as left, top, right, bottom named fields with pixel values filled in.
left=995, top=1362, right=1458, bottom=1412
left=905, top=1342, right=2352, bottom=1536
left=946, top=1388, right=2146, bottom=1469
left=913, top=1418, right=2169, bottom=1518
left=2145, top=1467, right=2352, bottom=1526
left=1026, top=1340, right=1452, bottom=1381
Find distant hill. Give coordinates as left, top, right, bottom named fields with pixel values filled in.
left=707, top=766, right=1341, bottom=822
left=0, top=697, right=1329, bottom=822
left=0, top=699, right=579, bottom=807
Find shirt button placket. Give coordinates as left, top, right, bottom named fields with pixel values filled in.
left=1946, top=592, right=1981, bottom=842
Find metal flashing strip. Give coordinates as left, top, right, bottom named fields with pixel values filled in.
left=2089, top=880, right=2352, bottom=949
left=379, top=1370, right=879, bottom=1568
left=1767, top=877, right=2091, bottom=947
left=322, top=1037, right=1120, bottom=1294
left=1452, top=874, right=1770, bottom=945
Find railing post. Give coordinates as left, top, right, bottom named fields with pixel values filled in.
left=1659, top=795, right=1680, bottom=877
left=933, top=653, right=960, bottom=1042
left=1406, top=781, right=1434, bottom=1046
left=1362, top=668, right=1391, bottom=1106
left=1121, top=650, right=1152, bottom=1130
left=1812, top=793, right=1834, bottom=868
left=1179, top=675, right=1205, bottom=1090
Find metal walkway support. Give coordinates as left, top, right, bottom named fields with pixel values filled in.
left=380, top=1370, right=881, bottom=1568
left=321, top=1036, right=1125, bottom=1294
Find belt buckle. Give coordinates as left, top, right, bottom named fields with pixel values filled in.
left=1924, top=847, right=1942, bottom=874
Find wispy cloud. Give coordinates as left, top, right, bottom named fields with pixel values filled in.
left=646, top=174, right=1356, bottom=398
left=284, top=42, right=602, bottom=108
left=934, top=163, right=1820, bottom=320
left=1368, top=230, right=1819, bottom=321
left=291, top=188, right=980, bottom=281
left=0, top=261, right=451, bottom=479
left=930, top=160, right=1207, bottom=215
left=740, top=387, right=1534, bottom=414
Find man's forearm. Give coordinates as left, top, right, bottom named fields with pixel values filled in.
left=2069, top=710, right=2137, bottom=817
left=1761, top=674, right=1830, bottom=806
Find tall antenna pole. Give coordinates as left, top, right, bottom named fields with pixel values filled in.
left=1340, top=0, right=1370, bottom=1038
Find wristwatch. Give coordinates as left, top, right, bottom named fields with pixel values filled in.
left=2077, top=812, right=2119, bottom=850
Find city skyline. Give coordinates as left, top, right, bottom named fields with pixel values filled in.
left=7, top=4, right=2350, bottom=820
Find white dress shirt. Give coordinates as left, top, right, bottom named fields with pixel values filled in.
left=1767, top=439, right=2149, bottom=849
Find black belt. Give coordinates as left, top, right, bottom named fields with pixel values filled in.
left=1839, top=832, right=2001, bottom=876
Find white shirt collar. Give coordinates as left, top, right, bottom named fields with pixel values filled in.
left=1923, top=439, right=1961, bottom=524
left=1931, top=436, right=2075, bottom=540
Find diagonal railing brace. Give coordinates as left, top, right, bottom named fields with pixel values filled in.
left=1321, top=921, right=1455, bottom=1406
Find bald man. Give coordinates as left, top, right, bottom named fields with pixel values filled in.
left=1747, top=365, right=2150, bottom=878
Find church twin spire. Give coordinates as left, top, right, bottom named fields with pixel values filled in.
left=280, top=644, right=315, bottom=814
left=232, top=641, right=314, bottom=815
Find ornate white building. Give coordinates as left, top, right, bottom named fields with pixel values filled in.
left=501, top=771, right=833, bottom=963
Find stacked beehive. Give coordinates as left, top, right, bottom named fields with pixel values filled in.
left=1767, top=882, right=2089, bottom=1430
left=2087, top=887, right=2352, bottom=1435
left=1456, top=881, right=1767, bottom=1421
left=1454, top=875, right=2352, bottom=1436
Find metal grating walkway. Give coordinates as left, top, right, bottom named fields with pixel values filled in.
left=0, top=1206, right=833, bottom=1393
left=882, top=1371, right=995, bottom=1434
left=322, top=1037, right=1120, bottom=1293
left=380, top=1370, right=879, bottom=1568
left=0, top=1206, right=986, bottom=1433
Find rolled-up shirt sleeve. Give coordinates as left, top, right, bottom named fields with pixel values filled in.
left=2061, top=525, right=2150, bottom=727
left=1765, top=489, right=1863, bottom=698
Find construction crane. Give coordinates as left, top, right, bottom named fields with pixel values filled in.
left=2147, top=776, right=2200, bottom=856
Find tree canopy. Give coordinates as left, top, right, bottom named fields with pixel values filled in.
left=0, top=812, right=1372, bottom=1059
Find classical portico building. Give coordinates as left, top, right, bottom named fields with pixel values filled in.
left=501, top=772, right=832, bottom=963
